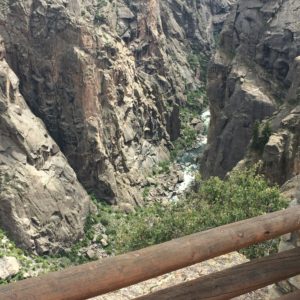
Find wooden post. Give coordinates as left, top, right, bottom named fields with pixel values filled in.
left=0, top=207, right=299, bottom=300
left=136, top=247, right=300, bottom=300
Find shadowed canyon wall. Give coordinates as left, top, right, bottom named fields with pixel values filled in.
left=201, top=0, right=300, bottom=293
left=0, top=0, right=234, bottom=252
left=0, top=0, right=234, bottom=204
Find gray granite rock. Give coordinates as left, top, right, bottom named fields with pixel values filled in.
left=0, top=46, right=92, bottom=254
left=0, top=257, right=20, bottom=280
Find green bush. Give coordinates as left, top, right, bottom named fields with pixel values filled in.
left=170, top=124, right=198, bottom=160
left=0, top=166, right=286, bottom=284
left=112, top=167, right=286, bottom=258
left=94, top=13, right=106, bottom=24
left=0, top=229, right=71, bottom=284
left=152, top=160, right=171, bottom=175
left=94, top=0, right=108, bottom=24
left=186, top=87, right=208, bottom=112
left=170, top=105, right=200, bottom=160
left=187, top=52, right=209, bottom=81
left=251, top=121, right=272, bottom=153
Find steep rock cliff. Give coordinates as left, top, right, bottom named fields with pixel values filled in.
left=202, top=0, right=300, bottom=184
left=201, top=0, right=300, bottom=293
left=201, top=0, right=300, bottom=179
left=0, top=0, right=234, bottom=204
left=0, top=39, right=91, bottom=254
left=0, top=0, right=236, bottom=252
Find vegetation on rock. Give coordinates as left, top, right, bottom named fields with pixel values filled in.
left=187, top=87, right=208, bottom=112
left=94, top=0, right=108, bottom=24
left=107, top=167, right=286, bottom=259
left=170, top=87, right=208, bottom=161
left=0, top=230, right=70, bottom=284
left=187, top=52, right=209, bottom=82
left=0, top=167, right=286, bottom=284
left=251, top=121, right=272, bottom=153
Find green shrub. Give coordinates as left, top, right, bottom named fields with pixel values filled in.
left=94, top=0, right=108, bottom=24
left=251, top=121, right=272, bottom=153
left=182, top=127, right=197, bottom=148
left=94, top=13, right=106, bottom=24
left=142, top=186, right=151, bottom=200
left=187, top=52, right=209, bottom=81
left=170, top=106, right=199, bottom=160
left=112, top=167, right=286, bottom=258
left=186, top=87, right=208, bottom=113
left=152, top=160, right=171, bottom=175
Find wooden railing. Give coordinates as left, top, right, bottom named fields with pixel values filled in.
left=0, top=206, right=300, bottom=300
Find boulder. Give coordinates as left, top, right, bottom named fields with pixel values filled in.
left=0, top=257, right=20, bottom=280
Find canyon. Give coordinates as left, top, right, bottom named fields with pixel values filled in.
left=0, top=0, right=300, bottom=296
left=202, top=0, right=300, bottom=293
left=0, top=0, right=234, bottom=254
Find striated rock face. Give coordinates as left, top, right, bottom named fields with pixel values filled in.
left=201, top=0, right=300, bottom=178
left=0, top=0, right=234, bottom=204
left=201, top=0, right=300, bottom=294
left=0, top=44, right=91, bottom=254
left=0, top=0, right=236, bottom=251
left=203, top=0, right=300, bottom=185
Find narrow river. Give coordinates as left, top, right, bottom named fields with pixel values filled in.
left=170, top=109, right=210, bottom=200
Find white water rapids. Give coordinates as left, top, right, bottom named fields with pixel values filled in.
left=170, top=109, right=210, bottom=200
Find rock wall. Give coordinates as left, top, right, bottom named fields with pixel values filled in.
left=201, top=0, right=300, bottom=294
left=202, top=0, right=300, bottom=185
left=0, top=38, right=92, bottom=254
left=201, top=0, right=292, bottom=178
left=0, top=0, right=234, bottom=204
left=0, top=0, right=236, bottom=251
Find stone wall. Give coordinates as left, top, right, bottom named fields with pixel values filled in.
left=0, top=37, right=92, bottom=254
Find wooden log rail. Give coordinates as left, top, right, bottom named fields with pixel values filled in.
left=137, top=247, right=300, bottom=300
left=0, top=206, right=300, bottom=300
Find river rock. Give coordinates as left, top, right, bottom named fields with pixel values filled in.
left=191, top=118, right=202, bottom=126
left=177, top=171, right=185, bottom=183
left=194, top=122, right=204, bottom=133
left=0, top=257, right=20, bottom=280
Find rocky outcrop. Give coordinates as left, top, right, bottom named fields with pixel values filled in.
left=0, top=43, right=91, bottom=254
left=0, top=257, right=20, bottom=280
left=0, top=0, right=235, bottom=204
left=0, top=0, right=237, bottom=253
left=276, top=181, right=300, bottom=294
left=201, top=0, right=300, bottom=178
left=260, top=106, right=300, bottom=186
left=206, top=0, right=300, bottom=186
left=201, top=0, right=300, bottom=295
left=205, top=0, right=300, bottom=200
